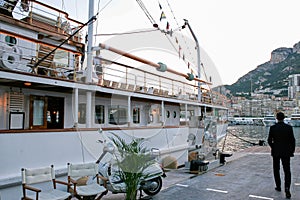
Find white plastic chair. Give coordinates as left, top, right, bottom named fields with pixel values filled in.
left=67, top=162, right=107, bottom=200
left=21, top=165, right=70, bottom=200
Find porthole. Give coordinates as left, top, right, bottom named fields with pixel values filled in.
left=5, top=35, right=17, bottom=46
left=173, top=111, right=177, bottom=118
left=166, top=110, right=170, bottom=118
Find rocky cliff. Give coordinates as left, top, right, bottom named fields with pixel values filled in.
left=223, top=41, right=300, bottom=98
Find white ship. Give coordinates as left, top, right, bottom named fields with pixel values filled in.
left=289, top=108, right=300, bottom=127
left=0, top=0, right=228, bottom=198
left=263, top=114, right=276, bottom=126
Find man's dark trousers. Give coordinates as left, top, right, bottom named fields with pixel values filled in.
left=272, top=156, right=291, bottom=190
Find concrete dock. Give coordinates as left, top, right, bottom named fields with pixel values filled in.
left=102, top=146, right=300, bottom=200
left=151, top=146, right=300, bottom=200
left=3, top=146, right=297, bottom=199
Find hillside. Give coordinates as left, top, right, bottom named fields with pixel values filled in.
left=224, top=41, right=300, bottom=98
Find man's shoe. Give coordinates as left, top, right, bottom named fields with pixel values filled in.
left=285, top=190, right=291, bottom=199
left=275, top=187, right=281, bottom=192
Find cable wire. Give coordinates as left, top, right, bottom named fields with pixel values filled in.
left=98, top=0, right=114, bottom=13
left=165, top=0, right=195, bottom=65
left=94, top=28, right=159, bottom=36
left=94, top=0, right=101, bottom=46
left=136, top=0, right=157, bottom=25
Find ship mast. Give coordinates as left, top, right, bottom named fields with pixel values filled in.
left=86, top=0, right=95, bottom=128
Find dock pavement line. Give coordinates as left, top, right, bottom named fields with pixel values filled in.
left=206, top=188, right=228, bottom=194
left=175, top=184, right=189, bottom=187
left=249, top=195, right=273, bottom=200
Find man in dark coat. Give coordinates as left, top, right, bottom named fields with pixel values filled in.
left=268, top=112, right=295, bottom=199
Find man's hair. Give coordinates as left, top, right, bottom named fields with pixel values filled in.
left=276, top=112, right=285, bottom=121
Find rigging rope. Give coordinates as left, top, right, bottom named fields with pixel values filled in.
left=165, top=0, right=195, bottom=66
left=163, top=33, right=180, bottom=54
left=136, top=0, right=157, bottom=25
left=200, top=62, right=214, bottom=102
left=94, top=28, right=159, bottom=36
left=33, top=15, right=97, bottom=69
left=98, top=0, right=114, bottom=13
left=94, top=0, right=102, bottom=46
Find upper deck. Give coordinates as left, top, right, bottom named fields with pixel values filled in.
left=0, top=0, right=228, bottom=110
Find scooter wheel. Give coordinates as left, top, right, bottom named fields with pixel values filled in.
left=143, top=177, right=162, bottom=196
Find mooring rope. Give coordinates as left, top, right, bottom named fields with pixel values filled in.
left=226, top=129, right=265, bottom=146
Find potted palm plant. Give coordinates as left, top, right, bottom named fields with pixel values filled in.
left=110, top=133, right=156, bottom=200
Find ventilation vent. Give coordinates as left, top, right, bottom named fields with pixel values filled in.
left=9, top=92, right=24, bottom=112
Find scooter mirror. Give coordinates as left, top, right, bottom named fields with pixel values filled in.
left=103, top=142, right=115, bottom=153
left=150, top=148, right=160, bottom=157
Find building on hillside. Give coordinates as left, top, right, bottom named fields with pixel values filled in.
left=288, top=74, right=300, bottom=106
left=229, top=97, right=296, bottom=117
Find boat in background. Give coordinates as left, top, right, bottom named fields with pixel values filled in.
left=0, top=1, right=228, bottom=199
left=234, top=118, right=254, bottom=125
left=263, top=114, right=276, bottom=126
left=289, top=108, right=300, bottom=127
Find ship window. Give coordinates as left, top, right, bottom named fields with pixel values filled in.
left=173, top=111, right=177, bottom=118
left=5, top=36, right=17, bottom=46
left=166, top=110, right=170, bottom=118
left=54, top=49, right=70, bottom=68
left=29, top=96, right=47, bottom=129
left=95, top=105, right=105, bottom=124
left=30, top=95, right=64, bottom=129
left=78, top=103, right=86, bottom=124
left=108, top=106, right=127, bottom=125
left=133, top=107, right=140, bottom=124
left=180, top=110, right=194, bottom=120
left=33, top=99, right=45, bottom=126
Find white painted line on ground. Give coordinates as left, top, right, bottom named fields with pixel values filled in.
left=175, top=184, right=189, bottom=187
left=249, top=194, right=274, bottom=200
left=295, top=183, right=300, bottom=186
left=206, top=188, right=228, bottom=194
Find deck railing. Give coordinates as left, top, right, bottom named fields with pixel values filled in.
left=93, top=58, right=230, bottom=107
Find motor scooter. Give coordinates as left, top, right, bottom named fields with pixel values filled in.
left=95, top=130, right=166, bottom=198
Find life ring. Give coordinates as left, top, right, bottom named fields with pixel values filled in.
left=0, top=46, right=22, bottom=70
left=188, top=133, right=196, bottom=145
left=61, top=21, right=71, bottom=34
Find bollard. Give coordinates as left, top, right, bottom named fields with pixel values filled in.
left=220, top=151, right=232, bottom=165
left=190, top=160, right=209, bottom=173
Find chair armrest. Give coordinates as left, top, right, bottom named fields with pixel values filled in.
left=68, top=177, right=78, bottom=193
left=55, top=179, right=70, bottom=186
left=24, top=184, right=41, bottom=193
left=97, top=175, right=108, bottom=188
left=97, top=175, right=108, bottom=182
left=69, top=177, right=77, bottom=184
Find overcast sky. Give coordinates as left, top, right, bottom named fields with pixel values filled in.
left=43, top=0, right=300, bottom=85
